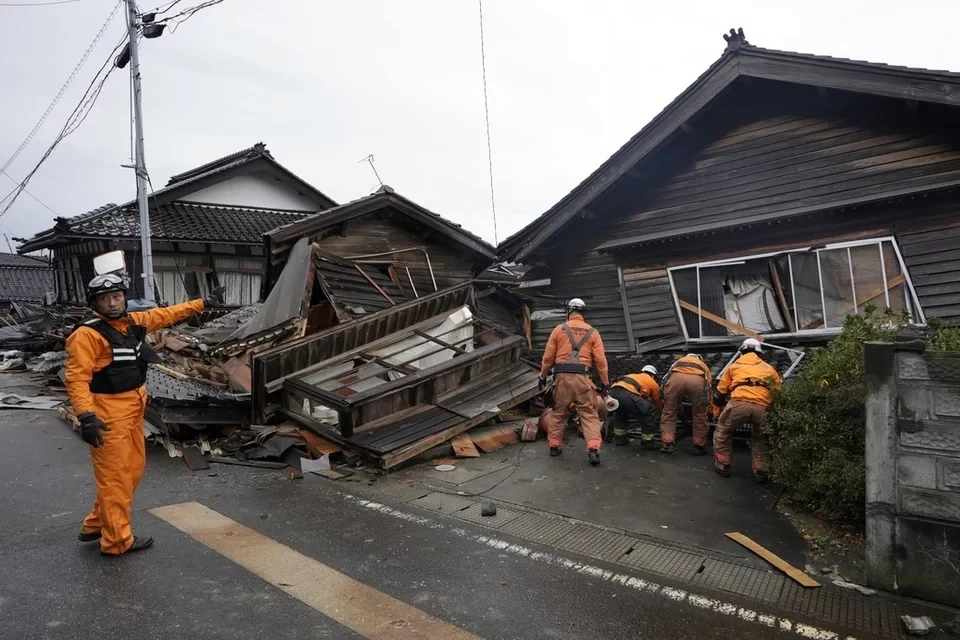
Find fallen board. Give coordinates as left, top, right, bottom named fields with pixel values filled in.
left=451, top=433, right=481, bottom=458
left=472, top=425, right=520, bottom=453
left=299, top=428, right=343, bottom=456
left=725, top=532, right=821, bottom=588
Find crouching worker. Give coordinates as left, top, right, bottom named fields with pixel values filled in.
left=608, top=365, right=661, bottom=448
left=65, top=273, right=224, bottom=556
left=538, top=298, right=608, bottom=466
left=659, top=354, right=712, bottom=455
left=713, top=338, right=781, bottom=483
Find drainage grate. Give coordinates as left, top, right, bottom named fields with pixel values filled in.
left=693, top=559, right=785, bottom=605
left=555, top=526, right=635, bottom=562
left=619, top=542, right=706, bottom=581
left=455, top=503, right=523, bottom=528
left=408, top=492, right=475, bottom=514
left=499, top=513, right=578, bottom=546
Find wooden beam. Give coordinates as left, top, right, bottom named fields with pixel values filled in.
left=677, top=299, right=764, bottom=341
left=802, top=274, right=905, bottom=330
left=725, top=532, right=821, bottom=588
left=768, top=258, right=795, bottom=333
left=413, top=330, right=467, bottom=355
left=354, top=264, right=395, bottom=305
left=521, top=304, right=532, bottom=349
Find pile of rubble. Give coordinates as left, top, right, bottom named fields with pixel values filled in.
left=0, top=241, right=538, bottom=476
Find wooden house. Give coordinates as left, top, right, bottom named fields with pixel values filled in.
left=499, top=30, right=960, bottom=354
left=16, top=143, right=336, bottom=306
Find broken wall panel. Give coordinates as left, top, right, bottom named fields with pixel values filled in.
left=251, top=283, right=474, bottom=422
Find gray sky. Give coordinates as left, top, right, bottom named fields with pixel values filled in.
left=2, top=0, right=960, bottom=250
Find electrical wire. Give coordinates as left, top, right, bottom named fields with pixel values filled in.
left=477, top=0, right=498, bottom=245
left=0, top=34, right=128, bottom=216
left=0, top=0, right=80, bottom=6
left=1, top=0, right=122, bottom=175
left=0, top=170, right=58, bottom=215
left=154, top=0, right=223, bottom=33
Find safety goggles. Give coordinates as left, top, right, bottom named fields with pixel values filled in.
left=88, top=273, right=127, bottom=289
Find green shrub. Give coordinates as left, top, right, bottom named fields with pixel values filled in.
left=927, top=317, right=960, bottom=351
left=766, top=307, right=908, bottom=526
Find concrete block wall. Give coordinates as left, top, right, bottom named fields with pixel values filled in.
left=865, top=343, right=960, bottom=607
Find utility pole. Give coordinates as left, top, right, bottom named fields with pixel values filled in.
left=125, top=0, right=155, bottom=302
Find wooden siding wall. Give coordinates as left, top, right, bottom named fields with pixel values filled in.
left=621, top=267, right=679, bottom=342
left=600, top=91, right=960, bottom=241
left=314, top=215, right=478, bottom=296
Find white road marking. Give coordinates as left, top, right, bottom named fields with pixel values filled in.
left=346, top=495, right=854, bottom=640
left=151, top=501, right=480, bottom=640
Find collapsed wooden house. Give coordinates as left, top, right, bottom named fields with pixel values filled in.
left=499, top=29, right=960, bottom=355
left=251, top=282, right=538, bottom=469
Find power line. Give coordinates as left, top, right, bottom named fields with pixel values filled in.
left=0, top=170, right=58, bottom=215
left=0, top=0, right=80, bottom=6
left=1, top=0, right=122, bottom=175
left=0, top=34, right=128, bottom=216
left=477, top=0, right=498, bottom=245
left=154, top=0, right=223, bottom=33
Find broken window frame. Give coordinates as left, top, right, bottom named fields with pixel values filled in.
left=666, top=236, right=925, bottom=343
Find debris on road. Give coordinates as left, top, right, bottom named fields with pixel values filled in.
left=725, top=532, right=821, bottom=588
left=901, top=615, right=936, bottom=636
left=481, top=501, right=497, bottom=517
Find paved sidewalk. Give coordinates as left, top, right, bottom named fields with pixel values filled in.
left=354, top=442, right=958, bottom=640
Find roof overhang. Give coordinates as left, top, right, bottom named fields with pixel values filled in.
left=499, top=42, right=960, bottom=262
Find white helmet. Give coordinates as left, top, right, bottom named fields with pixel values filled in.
left=641, top=365, right=658, bottom=377
left=740, top=338, right=763, bottom=353
left=566, top=298, right=587, bottom=314
left=685, top=353, right=703, bottom=361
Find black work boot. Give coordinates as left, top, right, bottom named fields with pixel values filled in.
left=691, top=445, right=708, bottom=456
left=78, top=530, right=102, bottom=543
left=550, top=446, right=562, bottom=457
left=101, top=535, right=154, bottom=557
left=588, top=449, right=601, bottom=466
left=659, top=442, right=676, bottom=455
left=614, top=434, right=629, bottom=446
left=714, top=464, right=731, bottom=478
left=754, top=470, right=770, bottom=485
left=640, top=438, right=657, bottom=450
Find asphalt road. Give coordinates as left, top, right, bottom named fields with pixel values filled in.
left=0, top=408, right=808, bottom=639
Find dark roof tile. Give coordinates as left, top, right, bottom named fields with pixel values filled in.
left=0, top=266, right=54, bottom=302
left=67, top=201, right=309, bottom=243
left=0, top=252, right=50, bottom=267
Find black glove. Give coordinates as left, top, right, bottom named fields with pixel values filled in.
left=204, top=285, right=227, bottom=307
left=78, top=412, right=111, bottom=448
left=713, top=390, right=729, bottom=407
left=538, top=377, right=547, bottom=391
left=598, top=383, right=609, bottom=397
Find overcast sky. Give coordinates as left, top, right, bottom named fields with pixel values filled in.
left=2, top=0, right=960, bottom=251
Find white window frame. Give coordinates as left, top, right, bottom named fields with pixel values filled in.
left=666, top=236, right=925, bottom=343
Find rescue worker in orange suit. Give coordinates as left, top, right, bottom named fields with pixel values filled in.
left=538, top=298, right=609, bottom=466
left=608, top=365, right=661, bottom=448
left=659, top=353, right=713, bottom=455
left=65, top=273, right=224, bottom=556
left=713, top=338, right=782, bottom=483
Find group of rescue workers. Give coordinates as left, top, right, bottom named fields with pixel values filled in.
left=66, top=274, right=782, bottom=557
left=539, top=298, right=782, bottom=483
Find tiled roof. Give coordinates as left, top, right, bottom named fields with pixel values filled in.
left=0, top=252, right=50, bottom=267
left=166, top=142, right=268, bottom=186
left=268, top=185, right=496, bottom=258
left=66, top=201, right=310, bottom=243
left=0, top=266, right=54, bottom=302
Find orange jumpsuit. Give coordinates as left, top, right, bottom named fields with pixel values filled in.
left=539, top=312, right=608, bottom=451
left=659, top=355, right=713, bottom=447
left=610, top=373, right=661, bottom=441
left=65, top=299, right=204, bottom=555
left=713, top=352, right=781, bottom=472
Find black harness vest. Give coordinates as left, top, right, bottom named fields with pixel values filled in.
left=78, top=318, right=149, bottom=394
